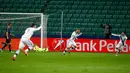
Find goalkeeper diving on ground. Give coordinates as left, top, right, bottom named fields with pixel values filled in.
left=63, top=29, right=82, bottom=55
left=12, top=23, right=41, bottom=61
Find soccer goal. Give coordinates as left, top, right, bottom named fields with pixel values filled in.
left=0, top=12, right=48, bottom=49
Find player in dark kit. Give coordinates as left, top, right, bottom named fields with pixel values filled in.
left=0, top=23, right=13, bottom=53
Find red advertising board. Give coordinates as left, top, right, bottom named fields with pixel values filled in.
left=0, top=38, right=130, bottom=53
left=48, top=38, right=130, bottom=53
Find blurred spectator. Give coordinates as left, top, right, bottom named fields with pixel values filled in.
left=100, top=24, right=112, bottom=39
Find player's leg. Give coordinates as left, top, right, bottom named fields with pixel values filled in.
left=7, top=38, right=13, bottom=53
left=115, top=44, right=121, bottom=56
left=63, top=39, right=72, bottom=55
left=0, top=38, right=9, bottom=51
left=67, top=40, right=77, bottom=53
left=1, top=43, right=7, bottom=51
left=71, top=40, right=77, bottom=49
left=116, top=46, right=124, bottom=56
left=63, top=40, right=77, bottom=55
left=8, top=43, right=12, bottom=52
left=67, top=47, right=72, bottom=53
left=24, top=39, right=34, bottom=55
left=63, top=47, right=71, bottom=54
left=67, top=41, right=77, bottom=53
left=12, top=40, right=25, bottom=61
left=115, top=48, right=119, bottom=56
left=63, top=44, right=76, bottom=54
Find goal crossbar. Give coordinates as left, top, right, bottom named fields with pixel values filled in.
left=0, top=12, right=42, bottom=15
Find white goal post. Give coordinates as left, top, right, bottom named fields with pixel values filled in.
left=0, top=12, right=48, bottom=49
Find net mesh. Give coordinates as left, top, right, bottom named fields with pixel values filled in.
left=0, top=13, right=48, bottom=49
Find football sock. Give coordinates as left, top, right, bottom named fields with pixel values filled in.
left=8, top=44, right=12, bottom=52
left=14, top=50, right=20, bottom=58
left=25, top=48, right=31, bottom=53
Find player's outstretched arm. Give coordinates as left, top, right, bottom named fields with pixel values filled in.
left=34, top=26, right=42, bottom=31
left=75, top=32, right=82, bottom=39
left=77, top=32, right=82, bottom=36
left=111, top=33, right=120, bottom=36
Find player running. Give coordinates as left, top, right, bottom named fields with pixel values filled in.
left=63, top=29, right=82, bottom=55
left=0, top=23, right=14, bottom=53
left=111, top=31, right=127, bottom=56
left=12, top=23, right=41, bottom=61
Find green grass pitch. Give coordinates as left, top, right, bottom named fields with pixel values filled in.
left=0, top=51, right=130, bottom=73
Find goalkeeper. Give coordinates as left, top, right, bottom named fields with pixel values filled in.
left=12, top=23, right=41, bottom=61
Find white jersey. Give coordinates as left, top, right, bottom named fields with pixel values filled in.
left=22, top=26, right=41, bottom=39
left=112, top=33, right=127, bottom=46
left=70, top=31, right=82, bottom=40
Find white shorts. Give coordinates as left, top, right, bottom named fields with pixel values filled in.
left=67, top=39, right=76, bottom=48
left=19, top=38, right=34, bottom=50
left=116, top=43, right=124, bottom=50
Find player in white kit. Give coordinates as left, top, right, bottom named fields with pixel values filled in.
left=12, top=24, right=41, bottom=61
left=111, top=31, right=127, bottom=56
left=63, top=29, right=82, bottom=55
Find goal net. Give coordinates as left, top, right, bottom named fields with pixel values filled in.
left=0, top=12, right=48, bottom=49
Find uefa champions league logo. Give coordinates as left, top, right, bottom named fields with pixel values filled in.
left=52, top=38, right=65, bottom=50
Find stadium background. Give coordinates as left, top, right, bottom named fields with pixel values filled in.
left=0, top=0, right=130, bottom=53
